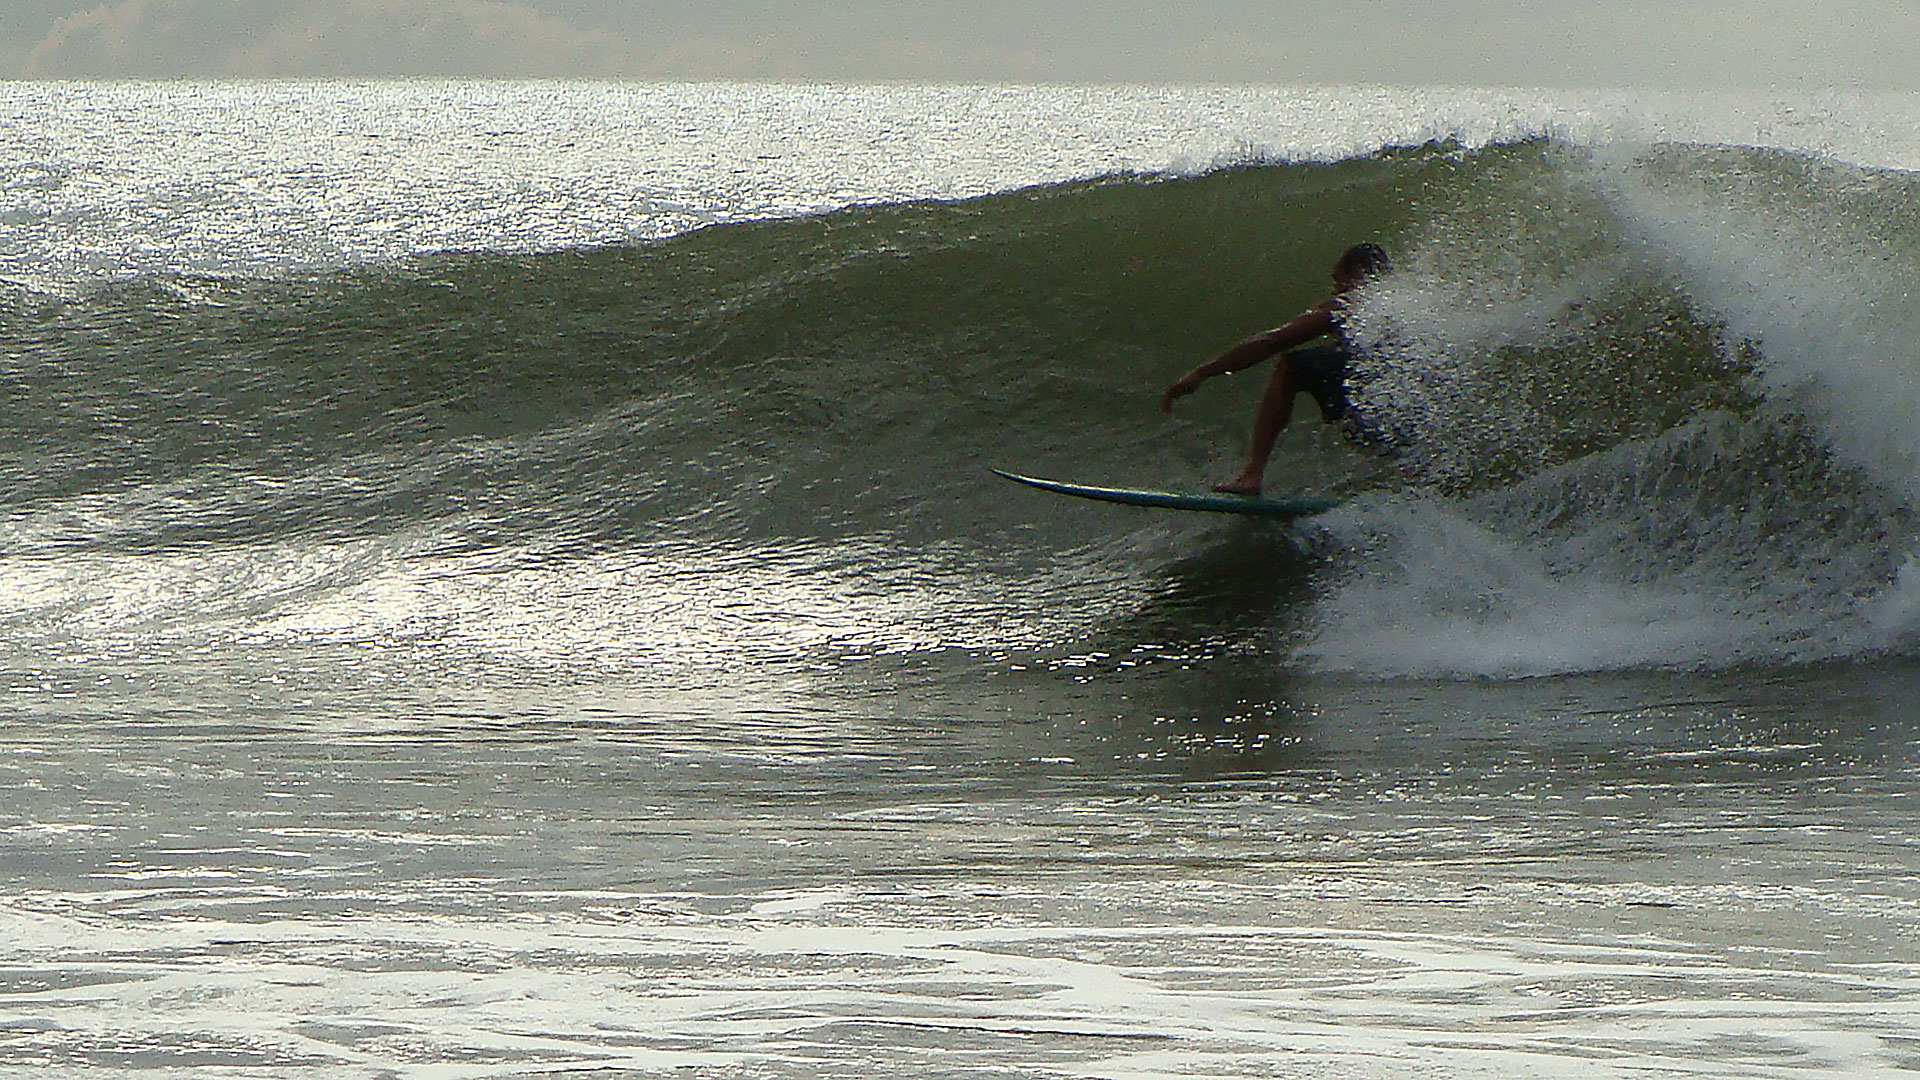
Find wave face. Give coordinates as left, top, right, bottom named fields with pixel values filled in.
left=3, top=138, right=1917, bottom=677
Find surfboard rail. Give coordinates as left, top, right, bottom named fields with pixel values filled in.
left=992, top=469, right=1339, bottom=518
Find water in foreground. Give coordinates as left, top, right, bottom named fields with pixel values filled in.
left=2, top=636, right=1915, bottom=1078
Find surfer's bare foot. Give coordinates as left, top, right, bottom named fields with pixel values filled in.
left=1210, top=478, right=1262, bottom=496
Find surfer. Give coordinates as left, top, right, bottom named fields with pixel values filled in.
left=1159, top=243, right=1393, bottom=495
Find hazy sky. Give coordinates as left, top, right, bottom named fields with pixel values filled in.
left=4, top=0, right=1917, bottom=89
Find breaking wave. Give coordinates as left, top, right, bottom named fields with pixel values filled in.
left=3, top=137, right=1916, bottom=676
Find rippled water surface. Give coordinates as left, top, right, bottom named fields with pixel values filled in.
left=2, top=654, right=1914, bottom=1078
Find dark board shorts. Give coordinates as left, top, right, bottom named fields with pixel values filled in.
left=1284, top=343, right=1403, bottom=454
left=1285, top=344, right=1355, bottom=423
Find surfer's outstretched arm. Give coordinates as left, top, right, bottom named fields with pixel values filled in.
left=1159, top=305, right=1335, bottom=412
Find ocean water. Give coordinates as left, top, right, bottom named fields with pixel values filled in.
left=0, top=81, right=1916, bottom=1078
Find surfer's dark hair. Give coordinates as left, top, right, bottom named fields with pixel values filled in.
left=1336, top=243, right=1392, bottom=281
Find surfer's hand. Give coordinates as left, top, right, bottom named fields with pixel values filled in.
left=1160, top=379, right=1196, bottom=412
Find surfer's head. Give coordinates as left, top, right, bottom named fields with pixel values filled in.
left=1333, top=243, right=1391, bottom=289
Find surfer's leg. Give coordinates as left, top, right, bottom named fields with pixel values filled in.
left=1214, top=360, right=1296, bottom=494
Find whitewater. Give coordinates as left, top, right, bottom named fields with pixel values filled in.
left=0, top=82, right=1915, bottom=1079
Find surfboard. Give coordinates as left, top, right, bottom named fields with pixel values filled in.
left=992, top=470, right=1339, bottom=518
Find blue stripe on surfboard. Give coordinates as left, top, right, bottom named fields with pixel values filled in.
left=992, top=470, right=1338, bottom=517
